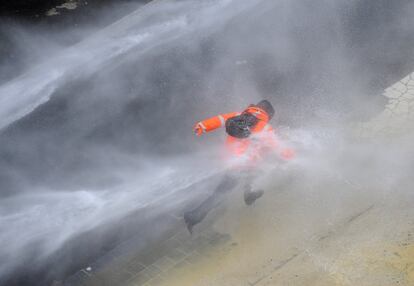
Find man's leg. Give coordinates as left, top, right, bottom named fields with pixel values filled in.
left=243, top=184, right=264, bottom=206
left=242, top=172, right=264, bottom=206
left=184, top=174, right=237, bottom=233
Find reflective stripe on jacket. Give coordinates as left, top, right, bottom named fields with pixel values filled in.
left=195, top=112, right=240, bottom=134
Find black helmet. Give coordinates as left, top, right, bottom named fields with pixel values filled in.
left=256, top=100, right=275, bottom=119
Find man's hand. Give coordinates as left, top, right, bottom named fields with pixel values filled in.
left=193, top=122, right=205, bottom=136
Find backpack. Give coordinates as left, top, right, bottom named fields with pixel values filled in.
left=225, top=113, right=259, bottom=138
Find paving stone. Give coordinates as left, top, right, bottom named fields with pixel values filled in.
left=167, top=247, right=188, bottom=262
left=146, top=274, right=166, bottom=286
left=140, top=265, right=161, bottom=278
left=64, top=271, right=89, bottom=286
left=247, top=273, right=265, bottom=285
left=393, top=81, right=408, bottom=93
left=400, top=75, right=410, bottom=84
left=384, top=88, right=402, bottom=99
left=160, top=237, right=181, bottom=250
left=184, top=250, right=203, bottom=264
left=162, top=267, right=178, bottom=281
left=172, top=230, right=192, bottom=241
left=153, top=256, right=175, bottom=272
left=205, top=232, right=231, bottom=246
left=102, top=269, right=133, bottom=285
left=195, top=238, right=214, bottom=253
left=125, top=259, right=146, bottom=274
left=200, top=230, right=220, bottom=241
left=173, top=259, right=192, bottom=270
left=138, top=251, right=162, bottom=267
left=177, top=238, right=198, bottom=252
left=127, top=272, right=152, bottom=286
left=78, top=276, right=102, bottom=286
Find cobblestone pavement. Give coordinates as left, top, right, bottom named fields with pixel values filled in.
left=357, top=72, right=414, bottom=138
left=66, top=173, right=414, bottom=286
left=65, top=214, right=231, bottom=286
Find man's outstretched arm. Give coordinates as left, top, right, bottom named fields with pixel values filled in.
left=193, top=112, right=240, bottom=136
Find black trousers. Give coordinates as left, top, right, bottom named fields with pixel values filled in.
left=184, top=171, right=256, bottom=228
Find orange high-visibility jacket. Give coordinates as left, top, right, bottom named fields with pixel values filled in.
left=194, top=106, right=294, bottom=160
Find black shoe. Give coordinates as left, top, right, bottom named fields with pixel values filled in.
left=184, top=212, right=195, bottom=234
left=244, top=189, right=264, bottom=206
